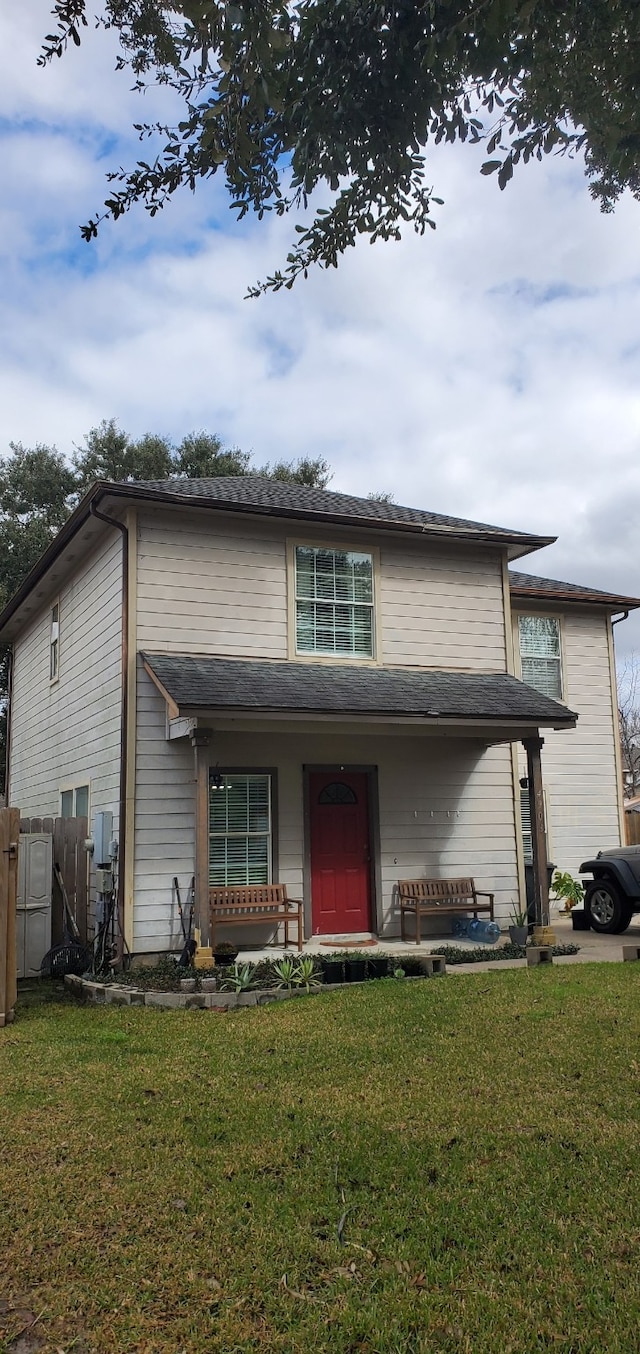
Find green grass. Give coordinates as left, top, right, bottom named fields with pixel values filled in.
left=2, top=966, right=640, bottom=1353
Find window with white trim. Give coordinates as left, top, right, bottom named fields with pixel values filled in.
left=518, top=615, right=562, bottom=699
left=50, top=602, right=59, bottom=681
left=295, top=546, right=374, bottom=657
left=60, top=784, right=90, bottom=819
left=209, top=773, right=272, bottom=886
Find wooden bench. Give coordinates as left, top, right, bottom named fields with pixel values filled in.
left=398, top=878, right=495, bottom=943
left=209, top=885, right=303, bottom=952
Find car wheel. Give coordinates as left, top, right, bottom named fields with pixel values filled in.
left=584, top=880, right=633, bottom=934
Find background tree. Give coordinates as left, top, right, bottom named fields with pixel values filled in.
left=0, top=422, right=334, bottom=795
left=619, top=655, right=640, bottom=800
left=40, top=1, right=640, bottom=292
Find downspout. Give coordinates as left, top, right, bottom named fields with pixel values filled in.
left=89, top=500, right=128, bottom=959
left=3, top=647, right=13, bottom=806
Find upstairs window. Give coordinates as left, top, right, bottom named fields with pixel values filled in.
left=50, top=602, right=59, bottom=682
left=209, top=773, right=272, bottom=886
left=518, top=615, right=562, bottom=700
left=295, top=546, right=374, bottom=658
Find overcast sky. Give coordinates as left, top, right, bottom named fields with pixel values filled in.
left=2, top=4, right=640, bottom=667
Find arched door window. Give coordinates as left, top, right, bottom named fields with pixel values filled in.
left=318, top=782, right=357, bottom=805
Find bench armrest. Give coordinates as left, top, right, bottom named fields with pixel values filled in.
left=474, top=891, right=495, bottom=900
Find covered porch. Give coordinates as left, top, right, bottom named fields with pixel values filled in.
left=138, top=654, right=577, bottom=955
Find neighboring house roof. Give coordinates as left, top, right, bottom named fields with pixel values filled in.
left=625, top=796, right=640, bottom=813
left=142, top=653, right=577, bottom=727
left=509, top=571, right=640, bottom=611
left=0, top=476, right=559, bottom=640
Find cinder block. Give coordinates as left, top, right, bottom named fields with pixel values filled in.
left=185, top=994, right=206, bottom=1009
left=204, top=992, right=237, bottom=1008
left=527, top=946, right=553, bottom=967
left=145, top=992, right=185, bottom=1008
left=421, top=956, right=447, bottom=976
left=622, top=945, right=640, bottom=963
left=105, top=986, right=132, bottom=1005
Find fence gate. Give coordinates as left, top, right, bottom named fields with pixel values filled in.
left=1, top=807, right=19, bottom=1027
left=20, top=817, right=89, bottom=944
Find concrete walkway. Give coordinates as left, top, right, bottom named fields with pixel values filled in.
left=237, top=913, right=640, bottom=973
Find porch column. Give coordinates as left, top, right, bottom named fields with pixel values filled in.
left=523, top=735, right=556, bottom=944
left=192, top=728, right=211, bottom=949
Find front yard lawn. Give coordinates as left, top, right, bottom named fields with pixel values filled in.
left=1, top=966, right=640, bottom=1353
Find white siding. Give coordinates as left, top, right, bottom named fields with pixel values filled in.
left=513, top=608, right=622, bottom=875
left=136, top=508, right=507, bottom=671
left=133, top=659, right=195, bottom=948
left=10, top=532, right=122, bottom=833
left=133, top=674, right=519, bottom=952
left=379, top=541, right=507, bottom=670
left=136, top=510, right=288, bottom=658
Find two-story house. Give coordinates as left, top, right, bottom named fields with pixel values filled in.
left=1, top=476, right=637, bottom=957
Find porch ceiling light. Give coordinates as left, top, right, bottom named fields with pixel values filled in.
left=211, top=772, right=224, bottom=792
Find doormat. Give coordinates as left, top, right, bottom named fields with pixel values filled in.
left=318, top=938, right=379, bottom=948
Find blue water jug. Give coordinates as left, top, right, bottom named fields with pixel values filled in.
left=468, top=919, right=501, bottom=945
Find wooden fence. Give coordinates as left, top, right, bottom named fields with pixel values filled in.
left=20, top=816, right=89, bottom=944
left=625, top=811, right=640, bottom=847
left=1, top=808, right=19, bottom=1027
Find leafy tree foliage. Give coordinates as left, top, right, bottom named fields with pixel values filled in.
left=41, top=1, right=640, bottom=291
left=0, top=421, right=333, bottom=793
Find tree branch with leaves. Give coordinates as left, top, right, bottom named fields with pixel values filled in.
left=39, top=1, right=640, bottom=292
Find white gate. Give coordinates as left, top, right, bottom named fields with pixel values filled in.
left=17, top=834, right=53, bottom=978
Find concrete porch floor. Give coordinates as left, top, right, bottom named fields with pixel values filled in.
left=236, top=912, right=640, bottom=970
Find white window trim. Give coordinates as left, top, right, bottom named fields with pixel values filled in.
left=49, top=598, right=60, bottom=685
left=286, top=538, right=381, bottom=665
left=59, top=780, right=91, bottom=820
left=514, top=610, right=565, bottom=701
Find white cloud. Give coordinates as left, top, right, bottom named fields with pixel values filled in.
left=1, top=2, right=640, bottom=666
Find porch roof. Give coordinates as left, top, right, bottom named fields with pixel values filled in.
left=141, top=653, right=577, bottom=729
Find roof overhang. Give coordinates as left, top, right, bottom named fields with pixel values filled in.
left=141, top=653, right=578, bottom=739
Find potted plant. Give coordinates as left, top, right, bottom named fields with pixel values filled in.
left=366, top=954, right=389, bottom=980
left=550, top=870, right=584, bottom=914
left=213, top=940, right=240, bottom=966
left=508, top=903, right=529, bottom=947
left=345, top=951, right=368, bottom=982
left=321, top=954, right=346, bottom=984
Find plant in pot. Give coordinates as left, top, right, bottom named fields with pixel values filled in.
left=508, top=903, right=529, bottom=947
left=213, top=940, right=240, bottom=966
left=550, top=870, right=584, bottom=915
left=366, top=954, right=390, bottom=980
left=345, top=951, right=368, bottom=983
left=320, top=954, right=346, bottom=984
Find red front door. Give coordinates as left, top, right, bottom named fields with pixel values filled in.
left=309, top=771, right=372, bottom=935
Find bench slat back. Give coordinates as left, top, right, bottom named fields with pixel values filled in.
left=399, top=878, right=476, bottom=902
left=210, top=884, right=287, bottom=917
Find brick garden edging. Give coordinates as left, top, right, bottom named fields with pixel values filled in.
left=64, top=956, right=446, bottom=1010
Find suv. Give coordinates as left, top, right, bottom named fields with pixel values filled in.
left=580, top=846, right=640, bottom=933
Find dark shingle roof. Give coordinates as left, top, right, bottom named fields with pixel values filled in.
left=132, top=476, right=553, bottom=552
left=509, top=571, right=640, bottom=610
left=142, top=653, right=576, bottom=726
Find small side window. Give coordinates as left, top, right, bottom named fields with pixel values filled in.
left=50, top=602, right=60, bottom=682
left=60, top=784, right=90, bottom=819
